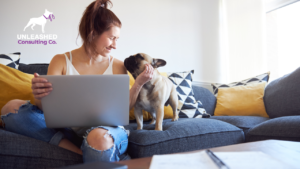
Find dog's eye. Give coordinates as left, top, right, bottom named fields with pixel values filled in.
left=136, top=54, right=144, bottom=60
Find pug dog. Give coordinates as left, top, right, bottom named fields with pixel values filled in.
left=124, top=53, right=179, bottom=131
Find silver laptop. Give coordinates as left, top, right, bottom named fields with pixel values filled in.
left=40, top=75, right=129, bottom=128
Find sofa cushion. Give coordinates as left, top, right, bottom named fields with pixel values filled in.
left=264, top=67, right=300, bottom=118
left=214, top=82, right=269, bottom=118
left=0, top=129, right=82, bottom=169
left=124, top=118, right=244, bottom=158
left=246, top=116, right=300, bottom=142
left=210, top=116, right=269, bottom=134
left=0, top=52, right=21, bottom=69
left=18, top=63, right=49, bottom=75
left=167, top=70, right=209, bottom=118
left=192, top=85, right=216, bottom=116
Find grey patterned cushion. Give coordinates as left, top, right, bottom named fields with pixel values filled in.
left=167, top=70, right=210, bottom=118
left=0, top=52, right=21, bottom=69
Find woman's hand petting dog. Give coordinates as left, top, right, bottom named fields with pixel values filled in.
left=135, top=64, right=154, bottom=86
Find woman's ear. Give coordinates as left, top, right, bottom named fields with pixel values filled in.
left=152, top=59, right=166, bottom=68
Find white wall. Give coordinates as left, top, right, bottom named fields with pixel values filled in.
left=0, top=0, right=221, bottom=83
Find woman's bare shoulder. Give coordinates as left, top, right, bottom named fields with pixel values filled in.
left=113, top=57, right=127, bottom=74
left=47, top=53, right=67, bottom=75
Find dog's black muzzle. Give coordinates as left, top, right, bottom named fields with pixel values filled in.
left=124, top=56, right=138, bottom=74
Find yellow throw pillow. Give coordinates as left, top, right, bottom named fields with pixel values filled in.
left=214, top=81, right=269, bottom=117
left=128, top=72, right=174, bottom=121
left=0, top=64, right=35, bottom=126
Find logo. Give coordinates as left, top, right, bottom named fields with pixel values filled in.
left=17, top=9, right=58, bottom=45
left=24, top=9, right=54, bottom=33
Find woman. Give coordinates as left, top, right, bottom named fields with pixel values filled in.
left=1, top=0, right=153, bottom=162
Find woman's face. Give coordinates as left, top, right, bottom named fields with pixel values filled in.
left=95, top=26, right=120, bottom=57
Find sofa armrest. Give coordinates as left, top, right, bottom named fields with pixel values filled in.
left=192, top=85, right=216, bottom=116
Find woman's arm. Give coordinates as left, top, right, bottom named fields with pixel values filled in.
left=32, top=54, right=65, bottom=110
left=114, top=59, right=154, bottom=110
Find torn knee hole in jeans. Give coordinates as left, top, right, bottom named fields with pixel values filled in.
left=1, top=100, right=29, bottom=117
left=86, top=129, right=115, bottom=152
left=1, top=100, right=30, bottom=128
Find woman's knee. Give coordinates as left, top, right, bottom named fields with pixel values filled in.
left=1, top=99, right=28, bottom=115
left=86, top=128, right=114, bottom=151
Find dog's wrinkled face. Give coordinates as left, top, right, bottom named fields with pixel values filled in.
left=124, top=53, right=166, bottom=79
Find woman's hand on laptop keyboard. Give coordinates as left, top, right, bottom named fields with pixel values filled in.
left=31, top=73, right=53, bottom=100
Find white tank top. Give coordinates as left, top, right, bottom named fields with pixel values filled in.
left=64, top=51, right=114, bottom=75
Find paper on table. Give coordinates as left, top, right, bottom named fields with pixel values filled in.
left=149, top=151, right=293, bottom=169
left=149, top=151, right=218, bottom=169
left=215, top=151, right=295, bottom=169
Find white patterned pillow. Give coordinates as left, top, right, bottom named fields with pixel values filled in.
left=211, top=72, right=270, bottom=97
left=167, top=70, right=210, bottom=118
left=0, top=52, right=21, bottom=69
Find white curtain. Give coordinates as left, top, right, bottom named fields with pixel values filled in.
left=219, top=0, right=268, bottom=83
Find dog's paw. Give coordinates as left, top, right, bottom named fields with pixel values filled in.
left=172, top=117, right=179, bottom=122
left=149, top=120, right=156, bottom=124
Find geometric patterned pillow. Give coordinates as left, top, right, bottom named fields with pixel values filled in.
left=0, top=52, right=21, bottom=69
left=211, top=72, right=270, bottom=97
left=167, top=70, right=210, bottom=118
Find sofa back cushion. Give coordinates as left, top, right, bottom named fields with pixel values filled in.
left=264, top=67, right=300, bottom=118
left=192, top=85, right=216, bottom=116
left=18, top=63, right=49, bottom=75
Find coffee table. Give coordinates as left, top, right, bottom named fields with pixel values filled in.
left=115, top=140, right=300, bottom=169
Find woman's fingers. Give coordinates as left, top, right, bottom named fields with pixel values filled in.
left=31, top=73, right=53, bottom=100
left=32, top=82, right=52, bottom=88
left=145, top=64, right=149, bottom=74
left=32, top=87, right=53, bottom=94
left=135, top=64, right=155, bottom=86
left=34, top=72, right=39, bottom=78
left=32, top=76, right=48, bottom=84
left=34, top=92, right=51, bottom=100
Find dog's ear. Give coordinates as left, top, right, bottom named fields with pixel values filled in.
left=152, top=59, right=166, bottom=68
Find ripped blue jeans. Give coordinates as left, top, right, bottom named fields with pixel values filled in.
left=1, top=100, right=130, bottom=163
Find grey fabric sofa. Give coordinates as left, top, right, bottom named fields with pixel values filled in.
left=1, top=63, right=299, bottom=169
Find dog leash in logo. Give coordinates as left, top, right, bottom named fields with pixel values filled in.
left=43, top=14, right=55, bottom=22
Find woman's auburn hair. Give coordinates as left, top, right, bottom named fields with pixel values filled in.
left=78, top=0, right=122, bottom=57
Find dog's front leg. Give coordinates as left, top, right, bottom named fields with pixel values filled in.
left=170, top=86, right=179, bottom=122
left=134, top=106, right=143, bottom=130
left=155, top=106, right=164, bottom=131
left=150, top=112, right=156, bottom=125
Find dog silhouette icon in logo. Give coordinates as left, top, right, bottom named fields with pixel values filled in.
left=23, top=9, right=55, bottom=33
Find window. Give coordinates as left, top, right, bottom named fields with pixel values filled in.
left=266, top=1, right=300, bottom=81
